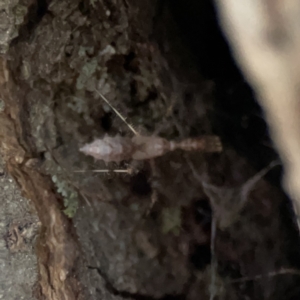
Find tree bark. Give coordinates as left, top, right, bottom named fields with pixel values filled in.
left=1, top=0, right=300, bottom=299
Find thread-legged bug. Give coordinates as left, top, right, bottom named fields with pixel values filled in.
left=80, top=91, right=222, bottom=163
left=78, top=90, right=222, bottom=211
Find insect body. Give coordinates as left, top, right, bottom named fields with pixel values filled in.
left=80, top=134, right=222, bottom=163
left=80, top=90, right=222, bottom=163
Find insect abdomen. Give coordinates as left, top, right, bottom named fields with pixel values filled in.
left=131, top=135, right=171, bottom=160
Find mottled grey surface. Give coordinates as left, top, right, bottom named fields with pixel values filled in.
left=0, top=0, right=29, bottom=54
left=0, top=156, right=39, bottom=300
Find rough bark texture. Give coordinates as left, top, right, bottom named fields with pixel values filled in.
left=0, top=155, right=39, bottom=300
left=0, top=0, right=300, bottom=300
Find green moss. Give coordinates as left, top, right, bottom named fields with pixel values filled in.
left=78, top=46, right=94, bottom=57
left=51, top=175, right=78, bottom=218
left=13, top=5, right=28, bottom=26
left=90, top=0, right=97, bottom=8
left=161, top=207, right=182, bottom=235
left=67, top=96, right=85, bottom=114
left=76, top=58, right=98, bottom=90
left=0, top=99, right=5, bottom=113
left=67, top=95, right=94, bottom=125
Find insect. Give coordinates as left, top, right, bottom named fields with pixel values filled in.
left=78, top=90, right=223, bottom=212
left=80, top=134, right=222, bottom=163
left=80, top=91, right=222, bottom=163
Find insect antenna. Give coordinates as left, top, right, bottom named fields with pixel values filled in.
left=95, top=89, right=138, bottom=136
